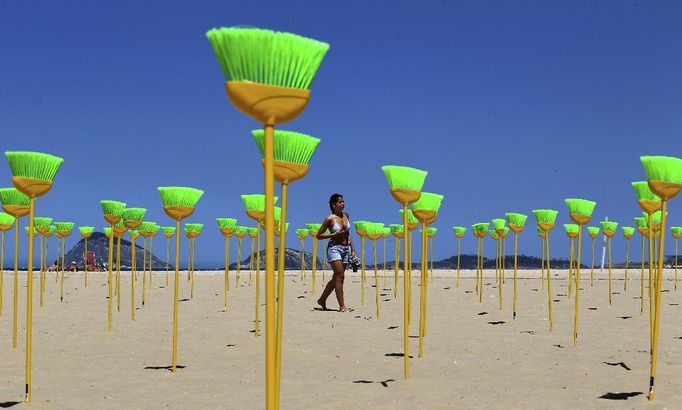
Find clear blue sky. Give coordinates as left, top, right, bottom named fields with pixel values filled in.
left=1, top=0, right=681, bottom=267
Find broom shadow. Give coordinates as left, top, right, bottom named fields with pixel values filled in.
left=144, top=365, right=187, bottom=371
left=353, top=379, right=396, bottom=387
left=598, top=392, right=642, bottom=400
left=0, top=402, right=21, bottom=408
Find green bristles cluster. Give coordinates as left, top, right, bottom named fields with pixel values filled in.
left=426, top=227, right=437, bottom=237
left=587, top=226, right=600, bottom=236
left=501, top=226, right=509, bottom=236
left=489, top=230, right=499, bottom=240
left=148, top=224, right=160, bottom=234
left=129, top=230, right=139, bottom=240
left=139, top=222, right=157, bottom=233
left=671, top=227, right=682, bottom=237
left=390, top=224, right=404, bottom=234
left=380, top=227, right=391, bottom=237
left=537, top=227, right=546, bottom=236
left=121, top=208, right=147, bottom=222
left=306, top=223, right=322, bottom=235
left=412, top=192, right=444, bottom=212
left=399, top=209, right=419, bottom=225
left=563, top=224, right=579, bottom=234
left=103, top=227, right=112, bottom=237
left=158, top=187, right=204, bottom=208
left=622, top=227, right=635, bottom=237
left=0, top=212, right=15, bottom=226
left=651, top=211, right=666, bottom=225
left=252, top=130, right=321, bottom=164
left=351, top=221, right=367, bottom=234
left=382, top=165, right=428, bottom=192
left=505, top=213, right=528, bottom=227
left=216, top=218, right=238, bottom=230
left=78, top=226, right=94, bottom=235
left=34, top=217, right=52, bottom=228
left=245, top=227, right=257, bottom=236
left=55, top=222, right=75, bottom=233
left=491, top=218, right=506, bottom=230
left=281, top=223, right=289, bottom=232
left=364, top=222, right=385, bottom=236
left=640, top=156, right=682, bottom=184
left=162, top=226, right=176, bottom=235
left=206, top=26, right=330, bottom=90
left=452, top=226, right=467, bottom=235
left=25, top=227, right=38, bottom=235
left=472, top=223, right=490, bottom=234
left=0, top=188, right=29, bottom=206
left=565, top=198, right=597, bottom=217
left=5, top=151, right=64, bottom=182
left=532, top=209, right=559, bottom=224
left=113, top=219, right=125, bottom=229
left=48, top=225, right=57, bottom=235
left=274, top=207, right=282, bottom=222
left=600, top=221, right=619, bottom=232
left=241, top=194, right=278, bottom=211
left=296, top=228, right=309, bottom=239
left=185, top=223, right=204, bottom=233
left=100, top=200, right=126, bottom=216
left=634, top=217, right=647, bottom=228
left=631, top=181, right=660, bottom=201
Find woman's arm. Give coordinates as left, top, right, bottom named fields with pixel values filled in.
left=316, top=217, right=333, bottom=240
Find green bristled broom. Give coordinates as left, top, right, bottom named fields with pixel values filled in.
left=122, top=208, right=146, bottom=311
left=505, top=213, right=527, bottom=319
left=307, top=223, right=324, bottom=295
left=491, top=218, right=506, bottom=304
left=390, top=224, right=405, bottom=298
left=622, top=226, right=635, bottom=292
left=78, top=226, right=94, bottom=288
left=112, top=218, right=128, bottom=312
left=364, top=222, right=385, bottom=320
left=5, top=151, right=63, bottom=403
left=33, top=217, right=52, bottom=307
left=0, top=212, right=16, bottom=318
left=139, top=222, right=159, bottom=297
left=671, top=227, right=682, bottom=291
left=399, top=208, right=420, bottom=325
left=184, top=223, right=203, bottom=299
left=101, top=200, right=126, bottom=331
left=634, top=217, right=647, bottom=313
left=471, top=223, right=489, bottom=304
left=103, top=227, right=112, bottom=238
left=0, top=187, right=29, bottom=348
left=162, top=226, right=176, bottom=287
left=206, top=27, right=329, bottom=410
left=295, top=229, right=309, bottom=279
left=532, top=209, right=558, bottom=332
left=587, top=226, right=600, bottom=287
left=537, top=227, right=547, bottom=290
left=55, top=222, right=74, bottom=302
left=217, top=218, right=238, bottom=310
left=381, top=227, right=391, bottom=287
left=452, top=227, right=467, bottom=288
left=489, top=229, right=501, bottom=309
left=352, top=220, right=368, bottom=304
left=600, top=220, right=619, bottom=306
left=128, top=229, right=140, bottom=320
left=381, top=165, right=427, bottom=380
left=239, top=226, right=252, bottom=285
left=563, top=224, right=578, bottom=299
left=147, top=224, right=160, bottom=290
left=426, top=227, right=437, bottom=282
left=640, top=155, right=682, bottom=400
left=158, top=186, right=204, bottom=373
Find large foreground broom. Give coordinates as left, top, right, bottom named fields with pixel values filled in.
left=381, top=165, right=427, bottom=380
left=505, top=213, right=527, bottom=319
left=533, top=209, right=558, bottom=332
left=158, top=186, right=204, bottom=373
left=5, top=150, right=63, bottom=403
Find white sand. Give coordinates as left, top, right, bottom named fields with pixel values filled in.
left=1, top=267, right=681, bottom=408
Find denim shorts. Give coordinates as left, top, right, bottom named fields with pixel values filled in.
left=327, top=243, right=350, bottom=266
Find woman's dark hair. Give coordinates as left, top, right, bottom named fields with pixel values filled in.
left=329, top=193, right=343, bottom=212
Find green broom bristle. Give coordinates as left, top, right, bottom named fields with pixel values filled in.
left=412, top=192, right=444, bottom=212
left=296, top=228, right=309, bottom=238
left=121, top=208, right=147, bottom=222
left=245, top=227, right=257, bottom=236
left=651, top=211, right=668, bottom=225
left=139, top=222, right=157, bottom=233
left=390, top=224, right=404, bottom=234
left=537, top=227, right=546, bottom=235
left=622, top=226, right=635, bottom=237
left=251, top=129, right=321, bottom=164
left=381, top=227, right=391, bottom=237
left=472, top=223, right=490, bottom=233
left=206, top=26, right=330, bottom=90
left=501, top=227, right=509, bottom=235
left=399, top=209, right=419, bottom=225
left=0, top=212, right=15, bottom=226
left=103, top=227, right=112, bottom=237
left=241, top=194, right=279, bottom=211
left=489, top=230, right=499, bottom=239
left=148, top=224, right=160, bottom=234
left=161, top=226, right=176, bottom=235
left=631, top=181, right=660, bottom=201
left=55, top=222, right=75, bottom=233
left=129, top=230, right=140, bottom=239
left=671, top=227, right=682, bottom=237
left=600, top=221, right=619, bottom=232
left=640, top=156, right=682, bottom=184
left=158, top=187, right=204, bottom=208
left=364, top=222, right=385, bottom=235
left=216, top=218, right=238, bottom=230
left=563, top=224, right=579, bottom=234
left=491, top=218, right=506, bottom=230
left=185, top=223, right=204, bottom=233
left=5, top=151, right=64, bottom=182
left=532, top=209, right=559, bottom=224
left=78, top=226, right=94, bottom=235
left=48, top=225, right=56, bottom=235
left=505, top=213, right=528, bottom=227
left=113, top=219, right=125, bottom=229
left=382, top=165, right=428, bottom=192
left=427, top=227, right=437, bottom=237
left=634, top=217, right=647, bottom=228
left=25, top=226, right=38, bottom=235
left=34, top=217, right=52, bottom=228
left=452, top=226, right=467, bottom=235
left=0, top=188, right=30, bottom=206
left=587, top=226, right=600, bottom=236
left=351, top=221, right=367, bottom=234
left=100, top=200, right=127, bottom=216
left=565, top=198, right=597, bottom=217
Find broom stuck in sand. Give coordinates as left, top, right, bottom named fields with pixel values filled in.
left=505, top=213, right=527, bottom=319
left=452, top=226, right=467, bottom=288
left=162, top=226, right=176, bottom=287
left=217, top=218, right=237, bottom=309
left=622, top=226, right=635, bottom=291
left=533, top=209, right=558, bottom=332
left=670, top=226, right=681, bottom=291
left=33, top=217, right=52, bottom=307
left=54, top=222, right=74, bottom=302
left=78, top=226, right=94, bottom=287
left=471, top=223, right=489, bottom=304
left=600, top=220, right=618, bottom=306
left=0, top=212, right=15, bottom=317
left=390, top=224, right=405, bottom=298
left=634, top=217, right=648, bottom=313
left=101, top=200, right=126, bottom=331
left=296, top=229, right=309, bottom=279
left=587, top=226, right=600, bottom=287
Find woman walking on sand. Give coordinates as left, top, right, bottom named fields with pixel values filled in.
left=317, top=193, right=357, bottom=312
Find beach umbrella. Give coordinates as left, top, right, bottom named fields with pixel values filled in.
left=100, top=200, right=126, bottom=331
left=239, top=226, right=252, bottom=285
left=78, top=226, right=94, bottom=287
left=162, top=227, right=176, bottom=287
left=158, top=186, right=204, bottom=373
left=381, top=165, right=427, bottom=380
left=351, top=221, right=368, bottom=305
left=635, top=217, right=648, bottom=313
left=217, top=218, right=238, bottom=309
left=390, top=224, right=405, bottom=298
left=640, top=155, right=682, bottom=400
left=295, top=229, right=309, bottom=279
left=54, top=222, right=74, bottom=302
left=33, top=217, right=52, bottom=307
left=364, top=222, right=385, bottom=320
left=671, top=227, right=682, bottom=291
left=587, top=226, right=600, bottom=287
left=128, top=229, right=140, bottom=320
left=533, top=209, right=559, bottom=332
left=5, top=151, right=63, bottom=403
left=206, top=27, right=329, bottom=410
left=452, top=227, right=467, bottom=288
left=0, top=188, right=29, bottom=348
left=505, top=213, right=528, bottom=319
left=0, top=212, right=16, bottom=317
left=622, top=226, right=635, bottom=291
left=600, top=221, right=619, bottom=306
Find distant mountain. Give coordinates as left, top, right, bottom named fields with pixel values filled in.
left=63, top=232, right=170, bottom=270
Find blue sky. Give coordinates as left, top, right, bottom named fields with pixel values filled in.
left=1, top=0, right=681, bottom=267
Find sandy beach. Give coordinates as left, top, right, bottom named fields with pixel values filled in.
left=1, top=267, right=681, bottom=409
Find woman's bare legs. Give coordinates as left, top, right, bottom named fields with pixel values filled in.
left=318, top=260, right=348, bottom=311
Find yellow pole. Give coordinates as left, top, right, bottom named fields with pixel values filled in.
left=591, top=236, right=595, bottom=286
left=574, top=227, right=583, bottom=346
left=116, top=235, right=121, bottom=312
left=429, top=235, right=434, bottom=283
left=190, top=238, right=195, bottom=299
left=107, top=223, right=113, bottom=332
left=649, top=200, right=668, bottom=400
left=171, top=219, right=180, bottom=372
left=608, top=236, right=612, bottom=306
left=132, top=236, right=136, bottom=319
left=142, top=236, right=146, bottom=286
left=0, top=230, right=4, bottom=315
left=274, top=182, right=288, bottom=405
left=165, top=236, right=170, bottom=287
left=263, top=122, right=276, bottom=410
left=383, top=236, right=387, bottom=287
left=25, top=197, right=35, bottom=402
left=418, top=225, right=426, bottom=357
left=513, top=232, right=518, bottom=319
left=84, top=237, right=88, bottom=288
left=674, top=238, right=678, bottom=291
left=498, top=238, right=502, bottom=310
left=479, top=236, right=484, bottom=304
left=300, top=238, right=305, bottom=280
left=475, top=237, right=480, bottom=296
left=402, top=205, right=409, bottom=379
left=360, top=236, right=365, bottom=305
left=624, top=238, right=629, bottom=291
left=408, top=230, right=412, bottom=322
left=374, top=239, right=380, bottom=319
left=568, top=236, right=573, bottom=299
left=60, top=236, right=65, bottom=302
left=13, top=219, right=19, bottom=346
left=546, top=234, right=553, bottom=332
left=456, top=237, right=461, bottom=288
left=311, top=235, right=317, bottom=294
left=394, top=236, right=399, bottom=299
left=38, top=235, right=43, bottom=307
left=641, top=234, right=645, bottom=314
left=255, top=224, right=261, bottom=337
left=648, top=214, right=654, bottom=349
left=148, top=236, right=153, bottom=294
left=541, top=235, right=545, bottom=291
left=224, top=235, right=229, bottom=310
